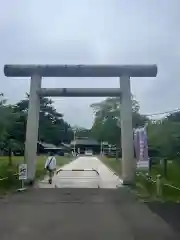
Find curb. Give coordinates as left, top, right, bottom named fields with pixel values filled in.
left=97, top=157, right=123, bottom=185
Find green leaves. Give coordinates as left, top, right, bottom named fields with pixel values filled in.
left=90, top=96, right=180, bottom=160
left=147, top=119, right=180, bottom=159
left=0, top=93, right=74, bottom=150
left=90, top=96, right=147, bottom=145
left=0, top=94, right=18, bottom=145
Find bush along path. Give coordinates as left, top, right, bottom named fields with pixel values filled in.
left=0, top=156, right=73, bottom=195
left=100, top=156, right=180, bottom=202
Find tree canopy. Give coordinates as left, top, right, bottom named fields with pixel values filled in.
left=90, top=97, right=148, bottom=145
left=0, top=93, right=74, bottom=152
left=90, top=96, right=180, bottom=160
left=147, top=117, right=180, bottom=159
left=1, top=92, right=180, bottom=161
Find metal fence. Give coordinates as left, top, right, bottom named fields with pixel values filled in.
left=136, top=172, right=180, bottom=199
left=55, top=168, right=100, bottom=188
left=0, top=173, right=19, bottom=182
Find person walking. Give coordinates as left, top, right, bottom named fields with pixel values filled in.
left=45, top=152, right=57, bottom=184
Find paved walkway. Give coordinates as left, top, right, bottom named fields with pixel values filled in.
left=38, top=156, right=122, bottom=188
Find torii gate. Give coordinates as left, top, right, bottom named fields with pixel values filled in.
left=4, top=64, right=157, bottom=185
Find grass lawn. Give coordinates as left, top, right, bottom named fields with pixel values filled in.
left=150, top=160, right=180, bottom=187
left=101, top=156, right=180, bottom=202
left=101, top=156, right=122, bottom=176
left=0, top=155, right=72, bottom=194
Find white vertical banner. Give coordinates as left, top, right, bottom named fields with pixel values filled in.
left=134, top=127, right=149, bottom=169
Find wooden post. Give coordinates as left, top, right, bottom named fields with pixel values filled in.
left=164, top=158, right=167, bottom=178
left=156, top=174, right=162, bottom=197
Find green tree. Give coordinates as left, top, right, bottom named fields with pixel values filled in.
left=9, top=95, right=73, bottom=145
left=90, top=96, right=148, bottom=145
left=0, top=93, right=21, bottom=166
left=147, top=112, right=180, bottom=159
left=0, top=94, right=18, bottom=149
left=72, top=126, right=91, bottom=138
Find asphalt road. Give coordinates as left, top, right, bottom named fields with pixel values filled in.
left=1, top=188, right=179, bottom=240
left=38, top=156, right=122, bottom=188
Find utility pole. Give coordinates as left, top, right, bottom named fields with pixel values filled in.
left=73, top=130, right=76, bottom=154
left=100, top=141, right=103, bottom=155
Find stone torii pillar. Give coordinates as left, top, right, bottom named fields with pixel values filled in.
left=25, top=74, right=42, bottom=182
left=4, top=64, right=157, bottom=185
left=120, top=75, right=134, bottom=184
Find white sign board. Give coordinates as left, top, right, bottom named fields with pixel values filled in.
left=19, top=164, right=27, bottom=180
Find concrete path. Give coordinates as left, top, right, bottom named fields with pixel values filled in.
left=38, top=156, right=122, bottom=188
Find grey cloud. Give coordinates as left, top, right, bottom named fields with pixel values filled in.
left=0, top=0, right=180, bottom=127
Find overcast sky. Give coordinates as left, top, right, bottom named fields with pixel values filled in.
left=0, top=0, right=179, bottom=128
